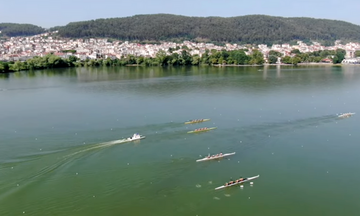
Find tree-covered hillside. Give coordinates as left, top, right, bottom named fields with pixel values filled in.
left=0, top=23, right=45, bottom=37
left=53, top=14, right=360, bottom=44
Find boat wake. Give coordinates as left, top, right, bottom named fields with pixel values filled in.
left=0, top=138, right=132, bottom=200
left=236, top=114, right=337, bottom=137
left=211, top=114, right=340, bottom=153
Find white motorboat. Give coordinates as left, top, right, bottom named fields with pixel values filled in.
left=338, top=112, right=355, bottom=118
left=125, top=133, right=145, bottom=142
left=196, top=152, right=235, bottom=162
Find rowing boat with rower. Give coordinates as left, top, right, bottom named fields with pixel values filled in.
left=187, top=127, right=217, bottom=134
left=215, top=175, right=260, bottom=190
left=184, top=119, right=210, bottom=124
left=196, top=152, right=235, bottom=162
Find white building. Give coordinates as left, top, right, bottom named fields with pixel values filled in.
left=342, top=58, right=360, bottom=64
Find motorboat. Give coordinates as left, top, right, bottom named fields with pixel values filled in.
left=126, top=133, right=145, bottom=142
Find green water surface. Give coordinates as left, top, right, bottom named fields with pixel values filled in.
left=0, top=65, right=359, bottom=216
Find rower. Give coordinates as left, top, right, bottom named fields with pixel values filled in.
left=220, top=153, right=222, bottom=156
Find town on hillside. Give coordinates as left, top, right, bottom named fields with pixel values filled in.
left=1, top=31, right=360, bottom=64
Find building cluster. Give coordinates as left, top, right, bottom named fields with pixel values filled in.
left=1, top=31, right=360, bottom=64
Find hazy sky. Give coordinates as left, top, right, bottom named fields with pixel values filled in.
left=1, top=0, right=360, bottom=28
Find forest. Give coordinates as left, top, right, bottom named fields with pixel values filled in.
left=0, top=23, right=45, bottom=37
left=52, top=14, right=360, bottom=44
left=2, top=15, right=360, bottom=45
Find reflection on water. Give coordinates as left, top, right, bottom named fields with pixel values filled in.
left=1, top=65, right=359, bottom=82
left=70, top=66, right=360, bottom=95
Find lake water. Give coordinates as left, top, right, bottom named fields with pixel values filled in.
left=0, top=65, right=360, bottom=216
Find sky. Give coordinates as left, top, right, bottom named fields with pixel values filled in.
left=1, top=0, right=360, bottom=28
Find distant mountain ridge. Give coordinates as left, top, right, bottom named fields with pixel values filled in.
left=52, top=14, right=360, bottom=44
left=2, top=14, right=360, bottom=44
left=0, top=23, right=45, bottom=37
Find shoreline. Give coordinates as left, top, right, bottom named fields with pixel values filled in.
left=1, top=63, right=358, bottom=74
left=213, top=62, right=336, bottom=67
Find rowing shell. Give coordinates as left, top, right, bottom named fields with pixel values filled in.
left=187, top=127, right=217, bottom=134
left=184, top=119, right=210, bottom=124
left=196, top=152, right=235, bottom=162
left=215, top=175, right=260, bottom=190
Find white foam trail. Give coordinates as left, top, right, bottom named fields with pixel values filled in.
left=64, top=139, right=128, bottom=159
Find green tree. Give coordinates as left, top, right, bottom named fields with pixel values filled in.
left=180, top=50, right=191, bottom=65
left=281, top=56, right=292, bottom=64
left=268, top=55, right=278, bottom=64
left=9, top=61, right=26, bottom=71
left=229, top=50, right=250, bottom=65
left=155, top=50, right=168, bottom=66
left=355, top=50, right=360, bottom=57
left=296, top=53, right=310, bottom=62
left=269, top=50, right=282, bottom=57
left=292, top=56, right=302, bottom=65
left=218, top=56, right=224, bottom=65
left=68, top=55, right=79, bottom=65
left=333, top=49, right=346, bottom=64
left=0, top=62, right=4, bottom=72
left=169, top=53, right=180, bottom=65
left=249, top=50, right=264, bottom=65
left=181, top=45, right=189, bottom=50
left=291, top=49, right=301, bottom=54
left=48, top=55, right=62, bottom=67
left=200, top=50, right=210, bottom=65
left=136, top=56, right=144, bottom=65
left=191, top=54, right=200, bottom=65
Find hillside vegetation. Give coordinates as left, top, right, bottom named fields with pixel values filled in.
left=53, top=14, right=360, bottom=44
left=0, top=23, right=46, bottom=37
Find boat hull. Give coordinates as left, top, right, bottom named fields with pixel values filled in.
left=338, top=113, right=355, bottom=118
left=185, top=119, right=210, bottom=124
left=187, top=127, right=217, bottom=134
left=215, top=175, right=260, bottom=190
left=125, top=136, right=146, bottom=142
left=196, top=152, right=235, bottom=162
